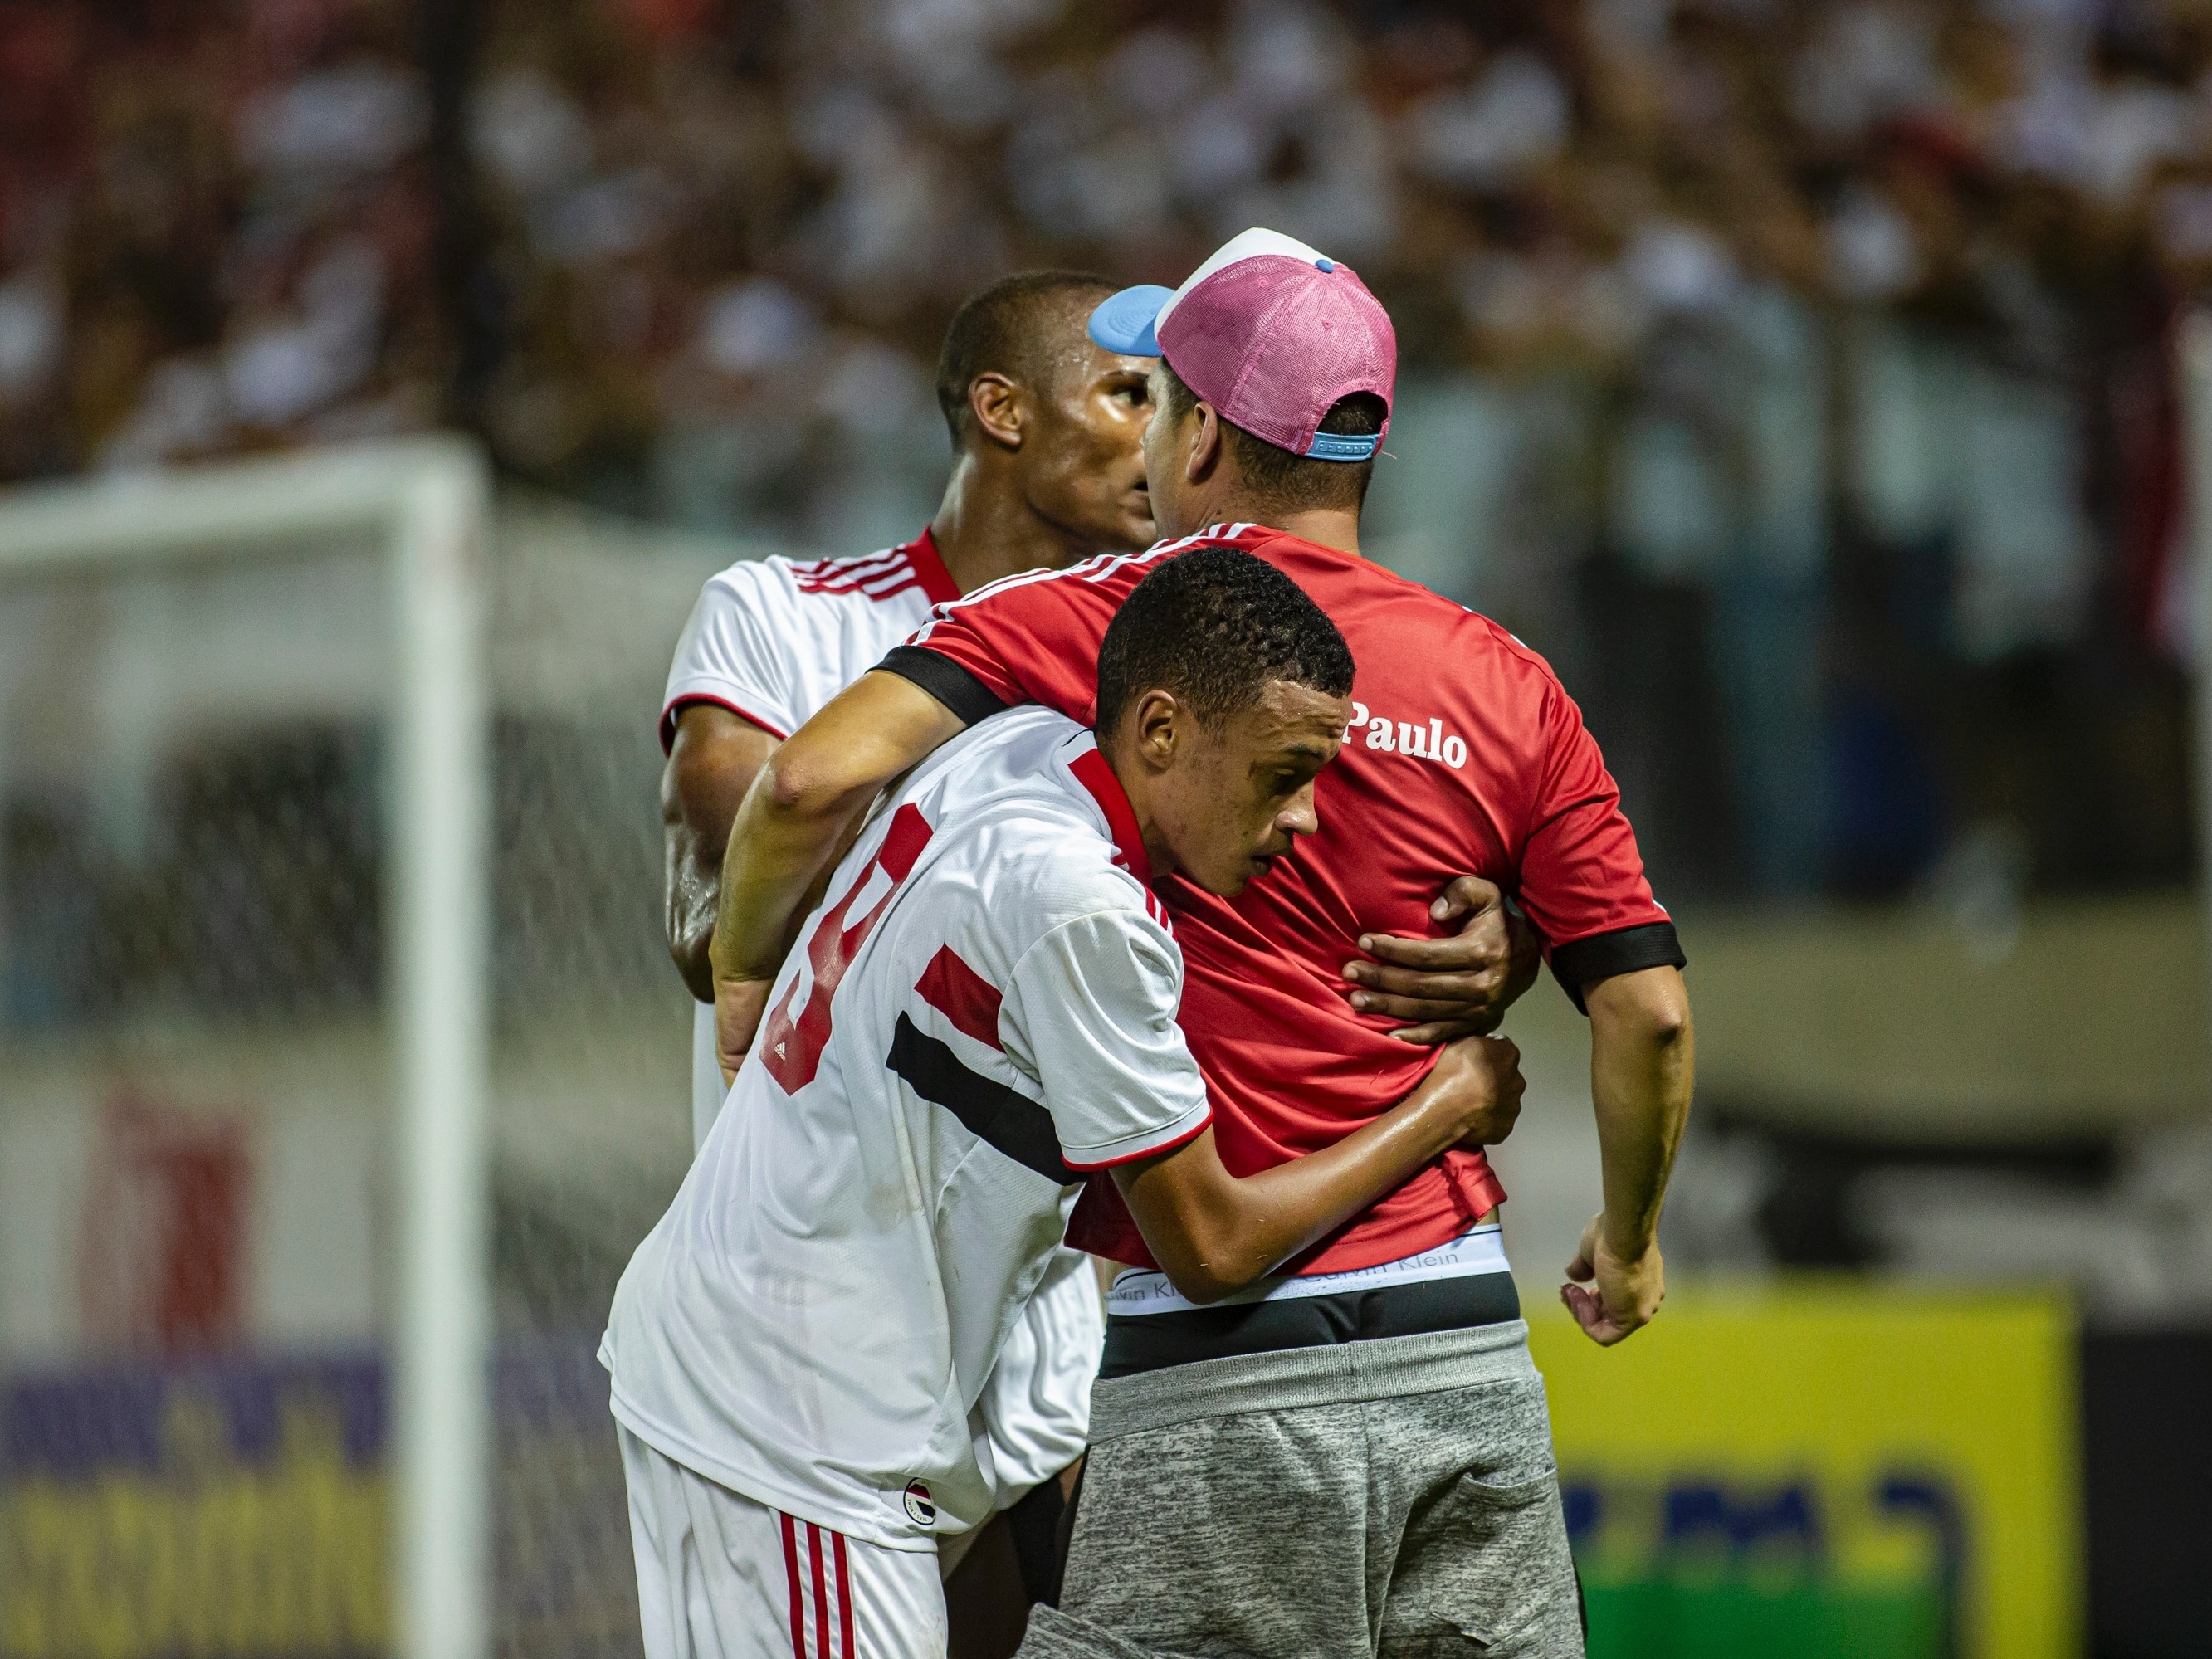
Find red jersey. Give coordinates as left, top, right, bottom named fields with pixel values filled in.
left=884, top=523, right=1682, bottom=1273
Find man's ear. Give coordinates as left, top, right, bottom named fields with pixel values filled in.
left=1134, top=688, right=1182, bottom=768
left=1187, top=403, right=1225, bottom=485
left=968, top=372, right=1023, bottom=451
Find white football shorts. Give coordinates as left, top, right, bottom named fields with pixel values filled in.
left=620, top=1425, right=949, bottom=1659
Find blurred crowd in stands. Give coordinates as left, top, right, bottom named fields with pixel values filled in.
left=0, top=0, right=2202, bottom=897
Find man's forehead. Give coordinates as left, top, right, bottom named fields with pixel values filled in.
left=1079, top=336, right=1150, bottom=378
left=1244, top=680, right=1352, bottom=740
left=1260, top=677, right=1350, bottom=710
left=1051, top=330, right=1145, bottom=392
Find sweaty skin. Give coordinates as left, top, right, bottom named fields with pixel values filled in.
left=665, top=708, right=777, bottom=1004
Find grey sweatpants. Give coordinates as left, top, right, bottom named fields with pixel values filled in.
left=1018, top=1320, right=1583, bottom=1659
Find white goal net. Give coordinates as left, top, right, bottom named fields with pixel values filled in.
left=0, top=440, right=729, bottom=1659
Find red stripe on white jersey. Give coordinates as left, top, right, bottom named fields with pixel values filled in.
left=1066, top=744, right=1154, bottom=884
left=659, top=693, right=792, bottom=751
left=793, top=548, right=920, bottom=598
left=798, top=570, right=912, bottom=598
left=810, top=573, right=924, bottom=602
left=1061, top=1109, right=1212, bottom=1172
left=915, top=944, right=1004, bottom=1049
left=798, top=556, right=906, bottom=587
left=792, top=547, right=907, bottom=581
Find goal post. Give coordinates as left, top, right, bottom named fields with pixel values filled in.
left=0, top=437, right=493, bottom=1659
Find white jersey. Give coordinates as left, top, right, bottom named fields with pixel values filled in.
left=658, top=529, right=1099, bottom=1520
left=606, top=708, right=1212, bottom=1549
left=662, top=531, right=960, bottom=1147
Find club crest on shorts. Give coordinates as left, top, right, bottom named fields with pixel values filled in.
left=901, top=1479, right=937, bottom=1526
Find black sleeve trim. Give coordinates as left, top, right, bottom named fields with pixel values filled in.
left=1550, top=921, right=1686, bottom=1015
left=876, top=645, right=1009, bottom=728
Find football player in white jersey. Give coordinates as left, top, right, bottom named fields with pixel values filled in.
left=658, top=273, right=1157, bottom=1634
left=664, top=272, right=1154, bottom=1145
left=608, top=549, right=1527, bottom=1659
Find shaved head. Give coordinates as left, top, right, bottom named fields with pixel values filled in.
left=935, top=270, right=1118, bottom=450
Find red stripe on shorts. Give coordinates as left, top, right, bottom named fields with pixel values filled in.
left=833, top=1530, right=855, bottom=1658
left=809, top=1524, right=831, bottom=1659
left=781, top=1512, right=805, bottom=1659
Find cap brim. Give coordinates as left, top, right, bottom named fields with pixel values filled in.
left=1087, top=285, right=1174, bottom=356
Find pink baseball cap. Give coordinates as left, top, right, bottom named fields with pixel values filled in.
left=1089, top=227, right=1395, bottom=461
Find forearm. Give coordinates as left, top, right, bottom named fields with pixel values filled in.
left=1116, top=1046, right=1506, bottom=1302
left=662, top=706, right=777, bottom=1003
left=708, top=670, right=965, bottom=987
left=666, top=849, right=719, bottom=1002
left=1204, top=1102, right=1471, bottom=1287
left=1585, top=966, right=1693, bottom=1257
left=709, top=757, right=868, bottom=984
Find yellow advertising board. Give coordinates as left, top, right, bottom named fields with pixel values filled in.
left=1528, top=1286, right=2079, bottom=1659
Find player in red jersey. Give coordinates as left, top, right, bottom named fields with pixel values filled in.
left=660, top=269, right=1545, bottom=1649
left=710, top=230, right=1687, bottom=1655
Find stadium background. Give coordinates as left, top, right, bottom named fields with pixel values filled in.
left=0, top=0, right=2208, bottom=1655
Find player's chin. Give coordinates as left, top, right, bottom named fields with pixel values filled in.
left=1199, top=862, right=1259, bottom=899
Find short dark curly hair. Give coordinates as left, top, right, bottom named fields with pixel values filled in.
left=1095, top=546, right=1355, bottom=736
left=935, top=270, right=1118, bottom=448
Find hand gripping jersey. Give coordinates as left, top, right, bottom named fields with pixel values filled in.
left=890, top=523, right=1684, bottom=1276
left=603, top=708, right=1210, bottom=1549
left=659, top=529, right=1099, bottom=1515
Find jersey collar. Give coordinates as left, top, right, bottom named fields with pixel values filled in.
left=903, top=527, right=962, bottom=607
left=1057, top=731, right=1154, bottom=886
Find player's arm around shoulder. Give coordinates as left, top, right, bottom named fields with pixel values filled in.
left=710, top=670, right=972, bottom=1076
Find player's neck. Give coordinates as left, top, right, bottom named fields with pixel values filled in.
left=928, top=459, right=1096, bottom=596
left=1098, top=734, right=1180, bottom=885
left=1178, top=495, right=1363, bottom=559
